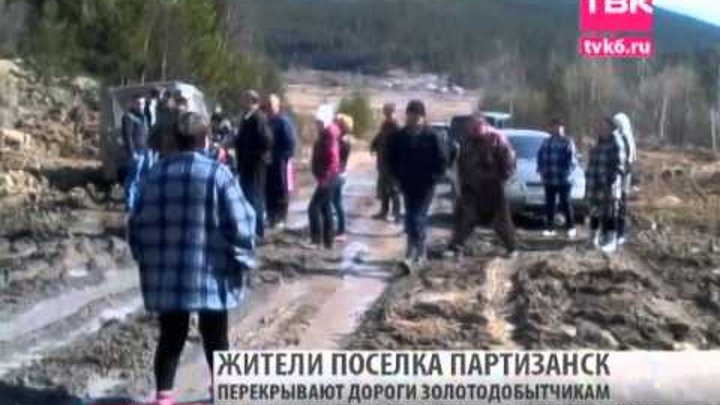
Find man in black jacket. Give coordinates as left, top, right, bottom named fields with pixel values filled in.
left=235, top=90, right=273, bottom=239
left=122, top=94, right=152, bottom=212
left=388, top=100, right=447, bottom=272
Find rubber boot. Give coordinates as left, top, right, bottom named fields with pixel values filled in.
left=591, top=230, right=601, bottom=249
left=400, top=240, right=416, bottom=274
left=415, top=241, right=428, bottom=268
left=155, top=391, right=174, bottom=405
left=601, top=231, right=618, bottom=254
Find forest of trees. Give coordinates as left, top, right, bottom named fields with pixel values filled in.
left=2, top=0, right=720, bottom=147
left=234, top=0, right=720, bottom=147
left=0, top=0, right=282, bottom=109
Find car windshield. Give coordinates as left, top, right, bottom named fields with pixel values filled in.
left=508, top=135, right=545, bottom=159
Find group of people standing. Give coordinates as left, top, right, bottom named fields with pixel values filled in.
left=369, top=100, right=637, bottom=272
left=370, top=100, right=517, bottom=271
left=123, top=88, right=299, bottom=405
left=536, top=113, right=636, bottom=253
left=122, top=88, right=298, bottom=239
left=123, top=88, right=637, bottom=404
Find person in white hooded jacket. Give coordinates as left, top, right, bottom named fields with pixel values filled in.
left=612, top=112, right=636, bottom=246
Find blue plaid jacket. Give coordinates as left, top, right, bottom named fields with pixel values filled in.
left=129, top=151, right=256, bottom=312
left=536, top=135, right=576, bottom=186
left=586, top=133, right=626, bottom=213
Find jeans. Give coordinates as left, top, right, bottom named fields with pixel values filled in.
left=402, top=187, right=435, bottom=258
left=332, top=175, right=347, bottom=235
left=240, top=166, right=267, bottom=239
left=155, top=311, right=228, bottom=392
left=124, top=148, right=154, bottom=212
left=544, top=183, right=574, bottom=230
left=308, top=179, right=339, bottom=248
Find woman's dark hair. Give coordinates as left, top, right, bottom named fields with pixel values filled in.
left=175, top=112, right=209, bottom=151
left=604, top=116, right=617, bottom=130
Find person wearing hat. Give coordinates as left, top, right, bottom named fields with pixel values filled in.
left=129, top=112, right=256, bottom=405
left=387, top=100, right=447, bottom=272
left=308, top=104, right=342, bottom=249
left=235, top=89, right=273, bottom=240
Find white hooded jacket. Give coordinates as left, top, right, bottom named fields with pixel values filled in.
left=612, top=112, right=636, bottom=165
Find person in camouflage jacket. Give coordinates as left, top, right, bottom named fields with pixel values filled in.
left=447, top=115, right=517, bottom=257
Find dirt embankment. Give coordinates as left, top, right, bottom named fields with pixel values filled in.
left=349, top=148, right=720, bottom=352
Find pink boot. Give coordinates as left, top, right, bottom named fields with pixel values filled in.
left=155, top=391, right=174, bottom=405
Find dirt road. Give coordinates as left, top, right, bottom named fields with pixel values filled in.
left=0, top=150, right=406, bottom=404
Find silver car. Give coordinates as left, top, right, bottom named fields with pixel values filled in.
left=503, top=129, right=586, bottom=217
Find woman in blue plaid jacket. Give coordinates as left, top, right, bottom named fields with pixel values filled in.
left=586, top=117, right=626, bottom=254
left=129, top=112, right=256, bottom=405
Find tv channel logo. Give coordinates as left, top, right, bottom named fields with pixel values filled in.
left=579, top=0, right=654, bottom=32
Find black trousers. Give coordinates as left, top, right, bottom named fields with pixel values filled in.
left=590, top=216, right=616, bottom=233
left=240, top=165, right=267, bottom=239
left=544, top=184, right=574, bottom=230
left=266, top=160, right=290, bottom=226
left=378, top=173, right=401, bottom=217
left=618, top=192, right=628, bottom=238
left=402, top=186, right=435, bottom=253
left=308, top=179, right=338, bottom=248
left=155, top=311, right=229, bottom=392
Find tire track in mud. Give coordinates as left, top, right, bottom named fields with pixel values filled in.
left=169, top=152, right=400, bottom=400
left=481, top=257, right=518, bottom=349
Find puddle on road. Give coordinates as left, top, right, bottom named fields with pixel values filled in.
left=0, top=268, right=138, bottom=342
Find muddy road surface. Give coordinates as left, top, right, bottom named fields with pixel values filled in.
left=0, top=151, right=405, bottom=404
left=3, top=144, right=720, bottom=404
left=348, top=149, right=720, bottom=352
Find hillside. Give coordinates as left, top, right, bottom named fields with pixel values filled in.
left=235, top=0, right=720, bottom=86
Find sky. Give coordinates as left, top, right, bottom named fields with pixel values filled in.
left=655, top=0, right=720, bottom=26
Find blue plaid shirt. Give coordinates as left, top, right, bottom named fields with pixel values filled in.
left=586, top=133, right=626, bottom=213
left=129, top=151, right=256, bottom=312
left=536, top=135, right=576, bottom=186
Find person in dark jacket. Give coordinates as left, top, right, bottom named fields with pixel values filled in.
left=371, top=103, right=402, bottom=222
left=307, top=105, right=341, bottom=249
left=333, top=114, right=354, bottom=241
left=388, top=100, right=447, bottom=272
left=536, top=118, right=578, bottom=238
left=122, top=94, right=153, bottom=212
left=446, top=114, right=517, bottom=258
left=149, top=95, right=179, bottom=158
left=235, top=90, right=273, bottom=240
left=586, top=117, right=625, bottom=254
left=263, top=94, right=296, bottom=230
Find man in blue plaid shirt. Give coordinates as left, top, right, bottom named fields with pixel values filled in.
left=129, top=112, right=256, bottom=405
left=536, top=118, right=578, bottom=238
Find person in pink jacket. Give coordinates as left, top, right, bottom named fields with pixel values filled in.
left=307, top=105, right=342, bottom=249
